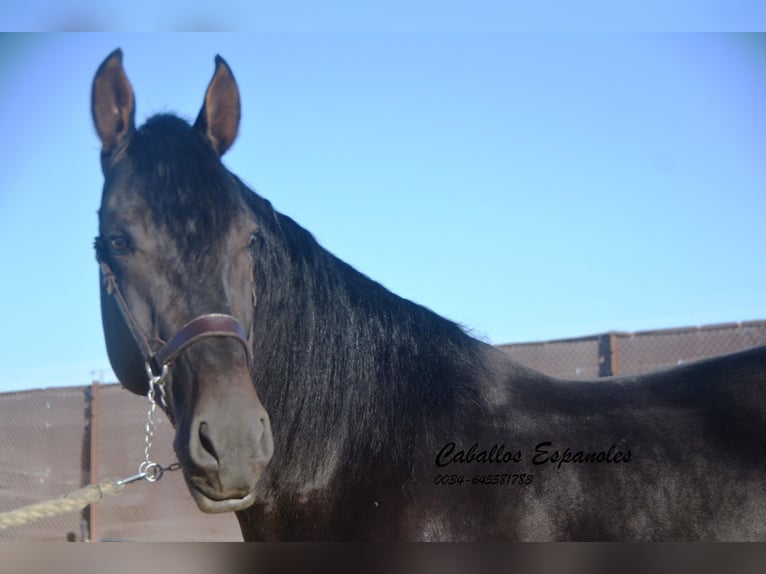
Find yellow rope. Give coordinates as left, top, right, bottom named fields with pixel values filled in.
left=0, top=478, right=125, bottom=530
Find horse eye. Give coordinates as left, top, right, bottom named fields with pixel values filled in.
left=109, top=235, right=130, bottom=253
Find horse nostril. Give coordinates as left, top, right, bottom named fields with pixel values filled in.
left=198, top=421, right=220, bottom=465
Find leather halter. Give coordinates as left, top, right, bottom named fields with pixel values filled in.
left=99, top=260, right=252, bottom=380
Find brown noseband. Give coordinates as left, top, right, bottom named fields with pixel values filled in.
left=99, top=260, right=252, bottom=384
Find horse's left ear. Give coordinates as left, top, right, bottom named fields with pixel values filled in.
left=194, top=55, right=241, bottom=156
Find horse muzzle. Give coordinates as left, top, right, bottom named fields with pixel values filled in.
left=180, top=384, right=274, bottom=514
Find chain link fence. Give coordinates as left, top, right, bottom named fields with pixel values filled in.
left=1, top=320, right=765, bottom=540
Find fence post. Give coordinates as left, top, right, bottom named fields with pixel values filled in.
left=85, top=380, right=101, bottom=541
left=598, top=333, right=619, bottom=377
left=610, top=332, right=619, bottom=376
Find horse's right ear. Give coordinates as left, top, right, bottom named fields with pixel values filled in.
left=91, top=49, right=135, bottom=160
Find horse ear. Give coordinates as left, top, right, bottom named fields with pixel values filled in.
left=194, top=55, right=241, bottom=156
left=91, top=48, right=135, bottom=157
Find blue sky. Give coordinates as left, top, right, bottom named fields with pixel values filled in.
left=0, top=32, right=765, bottom=392
left=4, top=3, right=766, bottom=33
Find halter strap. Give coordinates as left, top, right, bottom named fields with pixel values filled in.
left=151, top=314, right=251, bottom=374
left=100, top=261, right=155, bottom=362
left=99, top=261, right=251, bottom=377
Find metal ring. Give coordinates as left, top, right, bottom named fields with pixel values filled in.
left=143, top=462, right=164, bottom=483
left=145, top=362, right=169, bottom=385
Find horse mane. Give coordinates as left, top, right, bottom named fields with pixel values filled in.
left=239, top=176, right=489, bottom=484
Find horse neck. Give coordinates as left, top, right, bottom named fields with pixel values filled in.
left=248, top=211, right=486, bottom=456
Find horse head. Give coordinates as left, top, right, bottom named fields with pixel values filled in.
left=91, top=49, right=273, bottom=513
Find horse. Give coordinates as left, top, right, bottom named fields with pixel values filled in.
left=91, top=49, right=766, bottom=541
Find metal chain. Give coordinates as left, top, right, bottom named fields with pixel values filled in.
left=117, top=364, right=179, bottom=486
left=140, top=374, right=160, bottom=476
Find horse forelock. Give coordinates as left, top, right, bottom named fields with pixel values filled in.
left=116, top=113, right=243, bottom=264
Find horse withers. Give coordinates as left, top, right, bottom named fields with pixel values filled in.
left=91, top=49, right=766, bottom=540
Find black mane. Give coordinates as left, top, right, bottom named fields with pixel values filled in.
left=240, top=172, right=490, bottom=484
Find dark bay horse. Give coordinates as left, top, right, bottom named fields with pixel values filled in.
left=91, top=49, right=766, bottom=541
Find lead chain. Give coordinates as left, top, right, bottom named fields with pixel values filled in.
left=141, top=364, right=170, bottom=481
left=140, top=379, right=159, bottom=476
left=116, top=364, right=172, bottom=486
